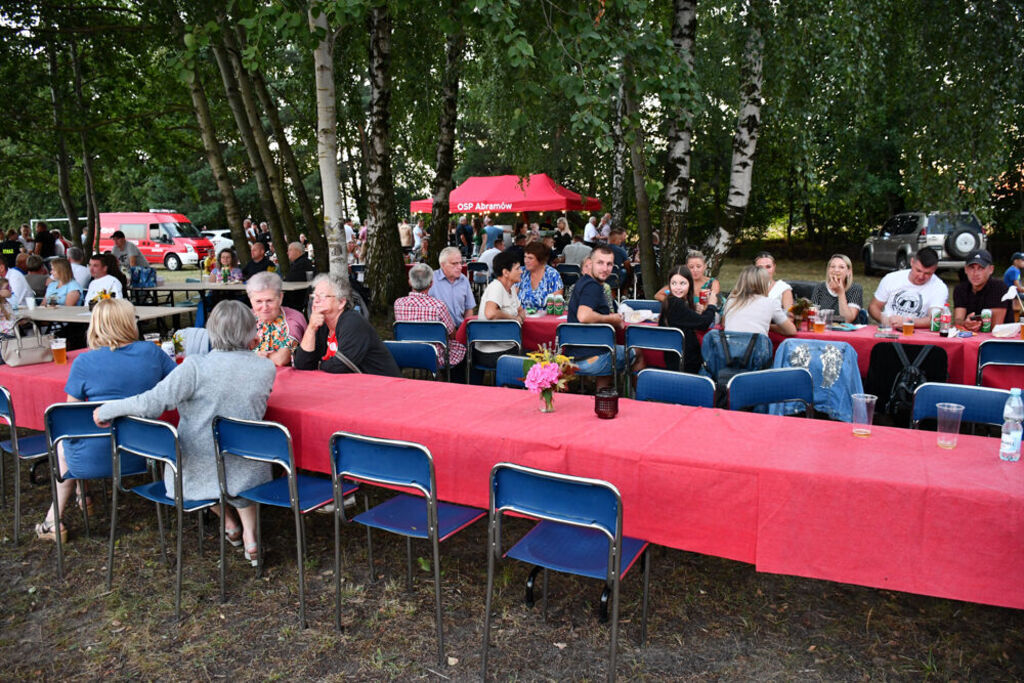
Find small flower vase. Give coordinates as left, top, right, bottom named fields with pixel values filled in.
left=539, top=389, right=555, bottom=413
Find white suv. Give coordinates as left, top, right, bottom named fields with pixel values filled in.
left=200, top=229, right=235, bottom=255
left=862, top=211, right=985, bottom=274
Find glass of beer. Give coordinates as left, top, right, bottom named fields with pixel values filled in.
left=144, top=332, right=161, bottom=346
left=812, top=315, right=826, bottom=333
left=51, top=338, right=67, bottom=365
left=902, top=319, right=915, bottom=336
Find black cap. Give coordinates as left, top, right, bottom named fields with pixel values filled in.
left=1013, top=252, right=1024, bottom=262
left=965, top=249, right=993, bottom=267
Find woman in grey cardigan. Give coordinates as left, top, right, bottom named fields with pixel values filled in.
left=95, top=300, right=276, bottom=563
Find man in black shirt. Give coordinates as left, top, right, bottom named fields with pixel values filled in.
left=953, top=249, right=1008, bottom=331
left=0, top=229, right=21, bottom=268
left=33, top=222, right=56, bottom=258
left=241, top=242, right=273, bottom=281
left=282, top=241, right=314, bottom=310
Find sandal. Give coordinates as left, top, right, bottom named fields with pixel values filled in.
left=35, top=520, right=68, bottom=544
left=243, top=542, right=259, bottom=567
left=224, top=525, right=243, bottom=547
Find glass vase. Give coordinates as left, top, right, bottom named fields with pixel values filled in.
left=539, top=389, right=555, bottom=413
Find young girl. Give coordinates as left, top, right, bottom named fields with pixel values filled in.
left=0, top=277, right=16, bottom=337
left=659, top=266, right=716, bottom=373
left=722, top=266, right=797, bottom=337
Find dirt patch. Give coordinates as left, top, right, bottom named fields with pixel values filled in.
left=2, top=463, right=1022, bottom=681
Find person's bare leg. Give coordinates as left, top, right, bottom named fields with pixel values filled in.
left=236, top=503, right=259, bottom=551
left=43, top=443, right=75, bottom=528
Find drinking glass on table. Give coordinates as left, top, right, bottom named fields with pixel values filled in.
left=936, top=402, right=965, bottom=449
left=851, top=393, right=876, bottom=437
left=50, top=338, right=67, bottom=365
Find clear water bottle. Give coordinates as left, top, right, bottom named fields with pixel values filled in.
left=999, top=388, right=1024, bottom=461
left=939, top=304, right=951, bottom=334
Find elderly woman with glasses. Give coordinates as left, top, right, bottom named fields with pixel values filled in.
left=94, top=300, right=277, bottom=564
left=245, top=271, right=307, bottom=367
left=294, top=274, right=400, bottom=376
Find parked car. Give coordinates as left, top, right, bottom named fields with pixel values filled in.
left=200, top=228, right=234, bottom=255
left=862, top=211, right=985, bottom=274
left=98, top=211, right=213, bottom=271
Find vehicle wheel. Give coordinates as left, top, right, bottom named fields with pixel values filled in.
left=164, top=253, right=182, bottom=271
left=863, top=250, right=876, bottom=276
left=945, top=229, right=980, bottom=259
left=896, top=251, right=909, bottom=270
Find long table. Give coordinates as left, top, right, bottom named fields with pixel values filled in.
left=1, top=360, right=1021, bottom=610
left=18, top=304, right=196, bottom=324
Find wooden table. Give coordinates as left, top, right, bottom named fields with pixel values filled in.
left=135, top=280, right=311, bottom=293
left=18, top=305, right=196, bottom=324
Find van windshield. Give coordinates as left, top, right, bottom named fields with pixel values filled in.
left=158, top=221, right=201, bottom=238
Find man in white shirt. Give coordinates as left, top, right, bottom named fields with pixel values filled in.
left=868, top=247, right=948, bottom=327
left=598, top=213, right=612, bottom=241
left=412, top=218, right=427, bottom=252
left=0, top=259, right=31, bottom=309
left=583, top=216, right=602, bottom=245
left=344, top=219, right=357, bottom=265
left=85, top=254, right=124, bottom=303
left=67, top=247, right=91, bottom=290
left=478, top=236, right=504, bottom=275
left=561, top=233, right=593, bottom=267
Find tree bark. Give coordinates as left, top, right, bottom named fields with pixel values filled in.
left=309, top=1, right=347, bottom=278
left=46, top=44, right=82, bottom=250
left=428, top=7, right=465, bottom=268
left=69, top=39, right=99, bottom=252
left=211, top=42, right=279, bottom=268
left=188, top=74, right=246, bottom=255
left=706, top=6, right=763, bottom=275
left=661, top=0, right=697, bottom=276
left=622, top=61, right=657, bottom=298
left=251, top=68, right=328, bottom=271
left=363, top=4, right=404, bottom=312
left=222, top=24, right=293, bottom=270
left=611, top=80, right=627, bottom=232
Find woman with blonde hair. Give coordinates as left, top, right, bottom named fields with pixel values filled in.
left=811, top=254, right=863, bottom=323
left=34, top=298, right=177, bottom=542
left=44, top=258, right=84, bottom=306
left=722, top=265, right=797, bottom=336
left=0, top=278, right=16, bottom=337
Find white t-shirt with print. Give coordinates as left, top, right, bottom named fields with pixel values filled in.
left=873, top=270, right=948, bottom=320
left=85, top=274, right=124, bottom=303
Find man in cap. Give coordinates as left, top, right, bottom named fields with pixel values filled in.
left=953, top=249, right=1007, bottom=331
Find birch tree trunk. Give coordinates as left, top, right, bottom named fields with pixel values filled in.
left=428, top=7, right=465, bottom=267
left=309, top=2, right=347, bottom=278
left=188, top=74, right=246, bottom=253
left=46, top=44, right=82, bottom=250
left=610, top=80, right=627, bottom=232
left=661, top=0, right=697, bottom=275
left=363, top=4, right=404, bottom=312
left=622, top=62, right=657, bottom=297
left=222, top=24, right=294, bottom=269
left=706, top=7, right=763, bottom=275
left=211, top=42, right=279, bottom=267
left=252, top=68, right=329, bottom=271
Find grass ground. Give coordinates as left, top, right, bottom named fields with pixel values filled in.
left=2, top=257, right=1012, bottom=681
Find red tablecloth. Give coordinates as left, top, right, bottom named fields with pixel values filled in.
left=2, top=362, right=1023, bottom=610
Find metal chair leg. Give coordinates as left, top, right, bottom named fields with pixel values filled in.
left=154, top=502, right=168, bottom=565
left=255, top=504, right=263, bottom=577
left=600, top=585, right=610, bottom=622
left=542, top=568, right=549, bottom=620
left=641, top=548, right=651, bottom=647
left=405, top=536, right=413, bottom=591
left=293, top=504, right=307, bottom=629
left=174, top=505, right=184, bottom=621
left=0, top=448, right=6, bottom=509
left=432, top=534, right=444, bottom=667
left=79, top=481, right=90, bottom=539
left=218, top=499, right=227, bottom=603
left=481, top=519, right=497, bottom=678
left=50, top=465, right=65, bottom=581
left=608, top=573, right=622, bottom=682
left=366, top=525, right=375, bottom=583
left=525, top=565, right=542, bottom=607
left=334, top=505, right=342, bottom=631
left=106, top=482, right=119, bottom=589
left=13, top=455, right=22, bottom=546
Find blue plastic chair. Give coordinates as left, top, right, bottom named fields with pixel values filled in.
left=621, top=299, right=661, bottom=315
left=635, top=369, right=715, bottom=408
left=465, top=319, right=522, bottom=385
left=561, top=272, right=580, bottom=290
left=330, top=431, right=485, bottom=665
left=393, top=321, right=450, bottom=379
left=384, top=340, right=440, bottom=380
left=976, top=339, right=1024, bottom=386
left=43, top=401, right=148, bottom=580
left=108, top=416, right=217, bottom=621
left=557, top=322, right=618, bottom=392
left=468, top=262, right=489, bottom=296
left=496, top=355, right=528, bottom=389
left=727, top=368, right=815, bottom=417
left=556, top=263, right=581, bottom=277
left=0, top=385, right=49, bottom=544
left=482, top=463, right=650, bottom=681
left=624, top=326, right=683, bottom=396
left=212, top=416, right=356, bottom=629
left=911, top=382, right=1009, bottom=429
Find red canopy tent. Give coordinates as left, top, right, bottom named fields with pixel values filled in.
left=409, top=173, right=601, bottom=214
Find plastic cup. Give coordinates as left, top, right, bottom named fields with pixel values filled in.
left=51, top=338, right=67, bottom=365
left=813, top=318, right=826, bottom=333
left=902, top=319, right=915, bottom=336
left=25, top=297, right=36, bottom=310
left=936, top=402, right=965, bottom=449
left=144, top=332, right=161, bottom=346
left=852, top=393, right=877, bottom=437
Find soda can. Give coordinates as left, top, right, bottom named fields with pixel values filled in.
left=981, top=308, right=992, bottom=333
left=699, top=289, right=710, bottom=305
left=930, top=307, right=941, bottom=332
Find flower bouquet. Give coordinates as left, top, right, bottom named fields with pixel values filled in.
left=522, top=343, right=577, bottom=413
left=88, top=289, right=112, bottom=310
left=789, top=297, right=815, bottom=331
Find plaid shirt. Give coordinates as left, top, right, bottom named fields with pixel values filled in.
left=393, top=292, right=466, bottom=366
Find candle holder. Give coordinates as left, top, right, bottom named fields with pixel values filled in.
left=595, top=388, right=619, bottom=419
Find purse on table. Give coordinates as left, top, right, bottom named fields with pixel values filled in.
left=1, top=321, right=54, bottom=366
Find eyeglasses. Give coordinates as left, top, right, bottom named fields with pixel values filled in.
left=312, top=293, right=338, bottom=301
